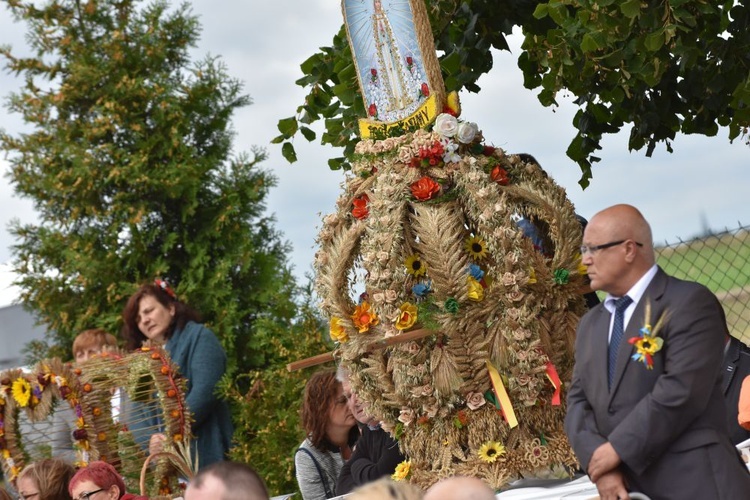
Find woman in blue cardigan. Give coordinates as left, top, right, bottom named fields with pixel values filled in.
left=121, top=280, right=234, bottom=468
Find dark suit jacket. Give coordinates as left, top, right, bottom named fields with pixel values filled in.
left=565, top=268, right=750, bottom=498
left=723, top=335, right=750, bottom=445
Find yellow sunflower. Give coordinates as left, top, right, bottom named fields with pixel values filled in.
left=404, top=254, right=426, bottom=277
left=465, top=235, right=488, bottom=260
left=478, top=441, right=505, bottom=463
left=11, top=377, right=31, bottom=407
left=391, top=459, right=412, bottom=481
left=329, top=317, right=349, bottom=343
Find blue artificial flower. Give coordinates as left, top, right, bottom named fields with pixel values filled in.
left=468, top=263, right=485, bottom=280
left=412, top=281, right=432, bottom=298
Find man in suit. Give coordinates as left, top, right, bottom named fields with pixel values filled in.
left=565, top=204, right=750, bottom=499
left=723, top=334, right=750, bottom=444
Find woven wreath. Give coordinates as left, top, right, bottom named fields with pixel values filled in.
left=0, top=345, right=192, bottom=497
left=0, top=360, right=102, bottom=483
left=80, top=344, right=193, bottom=497
left=314, top=113, right=587, bottom=489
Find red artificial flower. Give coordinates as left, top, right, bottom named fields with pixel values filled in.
left=59, top=385, right=71, bottom=399
left=483, top=145, right=497, bottom=156
left=421, top=83, right=430, bottom=97
left=410, top=176, right=441, bottom=201
left=352, top=194, right=369, bottom=220
left=490, top=165, right=510, bottom=186
left=456, top=410, right=469, bottom=425
left=406, top=56, right=413, bottom=66
left=368, top=103, right=377, bottom=117
left=371, top=68, right=377, bottom=76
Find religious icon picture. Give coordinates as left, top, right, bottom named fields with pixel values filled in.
left=343, top=0, right=445, bottom=138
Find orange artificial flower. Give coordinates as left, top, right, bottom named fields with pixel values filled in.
left=351, top=301, right=379, bottom=333
left=410, top=176, right=441, bottom=201
left=490, top=165, right=510, bottom=185
left=352, top=194, right=369, bottom=220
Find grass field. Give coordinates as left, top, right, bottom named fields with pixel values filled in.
left=656, top=229, right=750, bottom=344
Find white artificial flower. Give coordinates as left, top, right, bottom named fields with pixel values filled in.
left=443, top=151, right=462, bottom=163
left=456, top=121, right=479, bottom=144
left=434, top=113, right=459, bottom=137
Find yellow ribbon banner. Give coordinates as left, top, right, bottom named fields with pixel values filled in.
left=358, top=94, right=438, bottom=139
left=486, top=360, right=518, bottom=429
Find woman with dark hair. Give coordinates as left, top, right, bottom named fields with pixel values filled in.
left=68, top=461, right=148, bottom=500
left=295, top=369, right=358, bottom=500
left=16, top=458, right=75, bottom=500
left=121, top=280, right=233, bottom=469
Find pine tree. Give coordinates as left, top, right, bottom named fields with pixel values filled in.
left=0, top=0, right=295, bottom=376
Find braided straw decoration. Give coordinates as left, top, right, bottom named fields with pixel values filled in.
left=314, top=124, right=586, bottom=489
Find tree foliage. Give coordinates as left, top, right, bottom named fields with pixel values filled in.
left=275, top=0, right=749, bottom=186
left=0, top=0, right=295, bottom=377
left=224, top=279, right=332, bottom=495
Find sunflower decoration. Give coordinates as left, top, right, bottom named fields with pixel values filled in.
left=392, top=459, right=412, bottom=481
left=628, top=302, right=669, bottom=369
left=11, top=378, right=31, bottom=408
left=478, top=441, right=505, bottom=463
left=464, top=235, right=488, bottom=260
left=404, top=254, right=427, bottom=277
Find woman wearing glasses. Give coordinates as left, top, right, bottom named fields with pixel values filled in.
left=68, top=461, right=148, bottom=500
left=16, top=457, right=75, bottom=500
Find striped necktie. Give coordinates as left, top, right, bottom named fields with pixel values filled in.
left=608, top=295, right=633, bottom=390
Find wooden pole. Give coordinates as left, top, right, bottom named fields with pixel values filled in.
left=286, top=327, right=437, bottom=372
left=287, top=286, right=595, bottom=372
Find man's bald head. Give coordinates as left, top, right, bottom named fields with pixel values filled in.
left=589, top=204, right=654, bottom=255
left=185, top=461, right=269, bottom=500
left=583, top=204, right=655, bottom=296
left=424, top=476, right=495, bottom=500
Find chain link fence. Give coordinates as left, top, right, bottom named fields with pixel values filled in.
left=655, top=224, right=750, bottom=345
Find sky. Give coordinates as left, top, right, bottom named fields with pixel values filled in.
left=1, top=0, right=748, bottom=307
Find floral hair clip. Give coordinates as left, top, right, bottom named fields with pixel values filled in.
left=154, top=278, right=177, bottom=300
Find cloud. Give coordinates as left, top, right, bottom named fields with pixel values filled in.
left=1, top=0, right=748, bottom=306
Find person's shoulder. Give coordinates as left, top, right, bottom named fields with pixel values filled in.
left=661, top=271, right=718, bottom=301
left=179, top=321, right=219, bottom=341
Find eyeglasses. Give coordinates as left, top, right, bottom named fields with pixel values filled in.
left=580, top=240, right=643, bottom=255
left=75, top=489, right=104, bottom=500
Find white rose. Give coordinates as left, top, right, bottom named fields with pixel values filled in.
left=434, top=113, right=459, bottom=137
left=398, top=408, right=415, bottom=426
left=456, top=121, right=478, bottom=143
left=423, top=403, right=439, bottom=418
left=466, top=392, right=486, bottom=410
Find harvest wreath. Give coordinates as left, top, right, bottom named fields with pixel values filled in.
left=0, top=345, right=192, bottom=497
left=314, top=112, right=588, bottom=489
